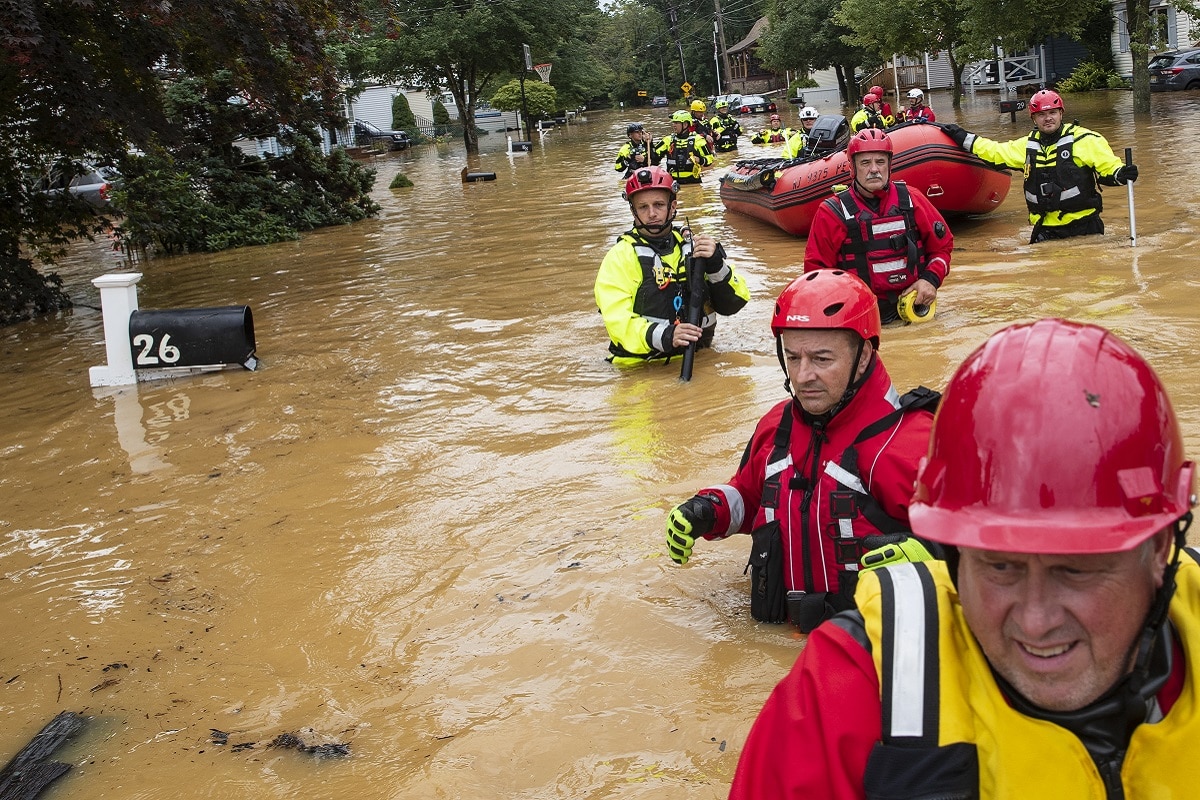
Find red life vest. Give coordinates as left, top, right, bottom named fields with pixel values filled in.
left=821, top=182, right=925, bottom=303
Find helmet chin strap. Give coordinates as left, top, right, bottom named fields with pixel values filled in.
left=776, top=336, right=872, bottom=422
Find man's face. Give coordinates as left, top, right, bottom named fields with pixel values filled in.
left=853, top=153, right=890, bottom=193
left=957, top=532, right=1170, bottom=712
left=779, top=328, right=868, bottom=416
left=1032, top=107, right=1063, bottom=135
left=802, top=118, right=816, bottom=132
left=909, top=95, right=921, bottom=107
left=673, top=121, right=687, bottom=135
left=630, top=188, right=675, bottom=233
left=770, top=119, right=781, bottom=130
left=717, top=107, right=730, bottom=117
left=630, top=129, right=644, bottom=143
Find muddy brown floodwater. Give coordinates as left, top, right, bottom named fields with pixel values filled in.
left=2, top=89, right=1199, bottom=799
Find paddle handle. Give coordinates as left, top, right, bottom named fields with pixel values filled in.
left=1126, top=147, right=1136, bottom=247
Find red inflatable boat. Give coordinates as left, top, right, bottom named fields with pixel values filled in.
left=719, top=118, right=1012, bottom=237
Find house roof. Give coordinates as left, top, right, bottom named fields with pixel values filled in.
left=728, top=16, right=768, bottom=55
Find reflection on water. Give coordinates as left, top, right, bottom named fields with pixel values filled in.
left=1, top=90, right=1199, bottom=798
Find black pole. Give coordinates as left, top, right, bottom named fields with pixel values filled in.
left=519, top=74, right=530, bottom=141
left=680, top=252, right=707, bottom=382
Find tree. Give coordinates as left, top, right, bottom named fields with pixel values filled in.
left=490, top=80, right=558, bottom=133
left=358, top=0, right=597, bottom=154
left=757, top=0, right=878, bottom=104
left=0, top=0, right=366, bottom=324
left=836, top=0, right=1109, bottom=108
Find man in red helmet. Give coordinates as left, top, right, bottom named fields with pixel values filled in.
left=594, top=166, right=748, bottom=366
left=728, top=318, right=1200, bottom=798
left=941, top=89, right=1138, bottom=243
left=804, top=128, right=953, bottom=324
left=849, top=93, right=892, bottom=132
left=869, top=84, right=893, bottom=119
left=665, top=270, right=939, bottom=631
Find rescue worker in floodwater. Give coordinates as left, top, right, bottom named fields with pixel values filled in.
left=613, top=123, right=651, bottom=179
left=594, top=166, right=748, bottom=366
left=804, top=129, right=952, bottom=325
left=652, top=110, right=714, bottom=184
left=941, top=89, right=1138, bottom=243
left=664, top=270, right=939, bottom=632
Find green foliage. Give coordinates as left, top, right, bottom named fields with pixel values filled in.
left=114, top=136, right=379, bottom=256
left=789, top=76, right=820, bottom=93
left=0, top=0, right=365, bottom=322
left=390, top=173, right=414, bottom=189
left=345, top=0, right=602, bottom=152
left=392, top=94, right=417, bottom=133
left=0, top=257, right=71, bottom=325
left=490, top=80, right=559, bottom=118
left=432, top=101, right=451, bottom=125
left=1057, top=60, right=1124, bottom=93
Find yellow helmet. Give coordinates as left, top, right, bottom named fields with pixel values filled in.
left=690, top=99, right=706, bottom=113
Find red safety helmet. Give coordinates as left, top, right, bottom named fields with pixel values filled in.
left=769, top=113, right=781, bottom=122
left=622, top=166, right=678, bottom=201
left=846, top=128, right=893, bottom=160
left=911, top=319, right=1196, bottom=554
left=771, top=270, right=881, bottom=347
left=869, top=85, right=885, bottom=97
left=1029, top=89, right=1064, bottom=115
left=862, top=93, right=879, bottom=106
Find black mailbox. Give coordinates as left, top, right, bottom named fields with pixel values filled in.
left=999, top=99, right=1027, bottom=113
left=128, top=306, right=257, bottom=371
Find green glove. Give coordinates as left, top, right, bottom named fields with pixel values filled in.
left=859, top=534, right=934, bottom=571
left=665, top=495, right=716, bottom=565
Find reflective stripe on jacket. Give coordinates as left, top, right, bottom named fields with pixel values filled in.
left=855, top=554, right=1200, bottom=798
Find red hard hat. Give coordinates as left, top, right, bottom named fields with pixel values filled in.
left=771, top=270, right=881, bottom=347
left=1029, top=89, right=1064, bottom=115
left=869, top=85, right=885, bottom=97
left=863, top=93, right=879, bottom=105
left=911, top=319, right=1196, bottom=554
left=846, top=128, right=893, bottom=160
left=770, top=113, right=781, bottom=121
left=622, top=166, right=678, bottom=201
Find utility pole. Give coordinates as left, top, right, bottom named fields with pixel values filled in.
left=713, top=0, right=731, bottom=90
left=712, top=20, right=722, bottom=95
left=668, top=5, right=689, bottom=88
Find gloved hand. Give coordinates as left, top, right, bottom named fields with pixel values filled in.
left=940, top=124, right=970, bottom=148
left=1114, top=164, right=1138, bottom=184
left=859, top=534, right=934, bottom=572
left=702, top=243, right=727, bottom=274
left=665, top=495, right=716, bottom=565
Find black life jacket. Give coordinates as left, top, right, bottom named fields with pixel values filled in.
left=1023, top=125, right=1103, bottom=215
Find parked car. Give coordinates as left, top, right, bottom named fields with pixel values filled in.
left=353, top=119, right=412, bottom=151
left=34, top=163, right=119, bottom=210
left=650, top=95, right=669, bottom=108
left=1149, top=48, right=1200, bottom=91
left=736, top=94, right=778, bottom=115
left=710, top=93, right=742, bottom=109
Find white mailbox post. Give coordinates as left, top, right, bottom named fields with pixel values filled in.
left=89, top=272, right=142, bottom=388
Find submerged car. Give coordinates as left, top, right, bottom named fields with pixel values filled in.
left=34, top=163, right=119, bottom=209
left=650, top=95, right=669, bottom=108
left=736, top=94, right=778, bottom=115
left=1149, top=48, right=1200, bottom=91
left=353, top=119, right=412, bottom=151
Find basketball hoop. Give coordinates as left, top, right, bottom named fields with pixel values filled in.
left=533, top=63, right=552, bottom=84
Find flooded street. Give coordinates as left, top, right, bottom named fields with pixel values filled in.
left=3, top=88, right=1200, bottom=798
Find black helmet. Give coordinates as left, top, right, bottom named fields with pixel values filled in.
left=627, top=123, right=644, bottom=135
